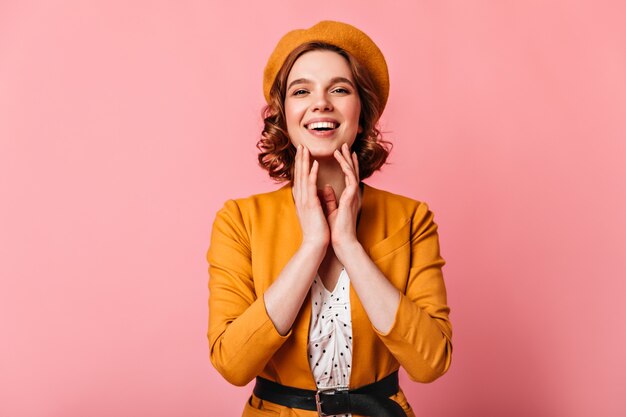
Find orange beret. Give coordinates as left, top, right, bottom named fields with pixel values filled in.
left=263, top=20, right=390, bottom=112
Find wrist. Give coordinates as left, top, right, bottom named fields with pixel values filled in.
left=333, top=238, right=363, bottom=262
left=299, top=239, right=328, bottom=258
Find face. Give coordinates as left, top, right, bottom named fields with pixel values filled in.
left=284, top=50, right=362, bottom=158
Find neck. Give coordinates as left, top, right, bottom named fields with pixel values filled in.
left=315, top=157, right=349, bottom=198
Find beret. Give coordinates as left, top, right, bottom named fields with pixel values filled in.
left=263, top=20, right=390, bottom=112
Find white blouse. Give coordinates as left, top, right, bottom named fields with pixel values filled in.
left=308, top=267, right=353, bottom=417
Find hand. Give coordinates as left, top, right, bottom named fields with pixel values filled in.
left=321, top=143, right=362, bottom=258
left=293, top=144, right=330, bottom=249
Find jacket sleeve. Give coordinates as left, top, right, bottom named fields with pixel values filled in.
left=206, top=199, right=292, bottom=386
left=374, top=202, right=453, bottom=383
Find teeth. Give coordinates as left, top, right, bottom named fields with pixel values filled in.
left=307, top=121, right=337, bottom=130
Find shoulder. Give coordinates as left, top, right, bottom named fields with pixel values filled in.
left=214, top=183, right=291, bottom=223
left=222, top=183, right=290, bottom=210
left=234, top=183, right=291, bottom=208
left=210, top=184, right=291, bottom=249
left=363, top=183, right=433, bottom=221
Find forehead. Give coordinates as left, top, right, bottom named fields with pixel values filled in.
left=287, top=50, right=354, bottom=83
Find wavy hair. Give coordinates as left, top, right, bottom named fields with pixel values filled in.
left=257, top=42, right=392, bottom=182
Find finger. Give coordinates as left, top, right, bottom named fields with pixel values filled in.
left=341, top=143, right=355, bottom=171
left=352, top=151, right=360, bottom=183
left=296, top=145, right=305, bottom=200
left=294, top=144, right=301, bottom=199
left=321, top=184, right=338, bottom=213
left=334, top=149, right=357, bottom=187
left=302, top=146, right=310, bottom=202
left=332, top=150, right=353, bottom=187
left=341, top=144, right=358, bottom=178
left=302, top=145, right=310, bottom=173
left=308, top=159, right=319, bottom=204
left=317, top=188, right=328, bottom=216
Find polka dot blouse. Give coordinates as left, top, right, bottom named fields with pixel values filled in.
left=308, top=267, right=353, bottom=417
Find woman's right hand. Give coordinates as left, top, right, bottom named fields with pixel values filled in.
left=262, top=145, right=329, bottom=335
left=292, top=144, right=330, bottom=249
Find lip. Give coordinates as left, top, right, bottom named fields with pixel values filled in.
left=306, top=127, right=338, bottom=138
left=304, top=117, right=340, bottom=128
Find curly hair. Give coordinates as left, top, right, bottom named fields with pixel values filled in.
left=257, top=42, right=392, bottom=182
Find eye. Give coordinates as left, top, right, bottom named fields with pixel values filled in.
left=332, top=87, right=350, bottom=94
left=292, top=89, right=308, bottom=96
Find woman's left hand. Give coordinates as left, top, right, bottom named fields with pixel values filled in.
left=320, top=143, right=362, bottom=259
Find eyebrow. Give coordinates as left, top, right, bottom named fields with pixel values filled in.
left=287, top=77, right=355, bottom=91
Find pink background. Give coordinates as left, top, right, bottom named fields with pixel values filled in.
left=1, top=1, right=625, bottom=416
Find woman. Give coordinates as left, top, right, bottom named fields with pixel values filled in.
left=207, top=20, right=452, bottom=417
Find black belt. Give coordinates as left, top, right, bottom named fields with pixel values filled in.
left=252, top=370, right=407, bottom=417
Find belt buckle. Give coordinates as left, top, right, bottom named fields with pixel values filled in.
left=315, top=386, right=349, bottom=416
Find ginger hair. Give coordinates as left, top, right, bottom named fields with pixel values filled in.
left=257, top=42, right=392, bottom=182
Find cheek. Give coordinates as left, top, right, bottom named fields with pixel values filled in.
left=285, top=102, right=304, bottom=129
left=355, top=101, right=362, bottom=118
left=349, top=104, right=362, bottom=129
left=347, top=99, right=361, bottom=120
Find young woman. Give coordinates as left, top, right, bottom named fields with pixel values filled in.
left=207, top=20, right=452, bottom=417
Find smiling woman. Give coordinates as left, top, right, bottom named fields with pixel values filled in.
left=285, top=50, right=362, bottom=165
left=207, top=20, right=452, bottom=417
left=258, top=40, right=390, bottom=182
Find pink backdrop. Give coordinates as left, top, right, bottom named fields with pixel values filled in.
left=1, top=1, right=625, bottom=416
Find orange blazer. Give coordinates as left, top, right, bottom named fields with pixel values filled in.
left=207, top=182, right=452, bottom=416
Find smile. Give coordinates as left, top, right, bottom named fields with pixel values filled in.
left=306, top=121, right=339, bottom=131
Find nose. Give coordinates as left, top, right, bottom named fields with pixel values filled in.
left=312, top=92, right=333, bottom=112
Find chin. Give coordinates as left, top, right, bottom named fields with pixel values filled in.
left=304, top=143, right=342, bottom=159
